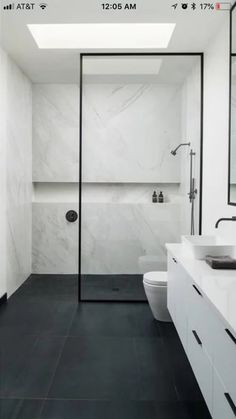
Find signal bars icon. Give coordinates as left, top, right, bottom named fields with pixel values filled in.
left=3, top=3, right=14, bottom=9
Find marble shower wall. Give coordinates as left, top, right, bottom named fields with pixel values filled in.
left=81, top=203, right=180, bottom=274
left=32, top=203, right=79, bottom=274
left=32, top=83, right=181, bottom=183
left=6, top=56, right=32, bottom=296
left=32, top=201, right=180, bottom=274
left=82, top=83, right=181, bottom=183
left=31, top=82, right=185, bottom=274
left=33, top=84, right=79, bottom=182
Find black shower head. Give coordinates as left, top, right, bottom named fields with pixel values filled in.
left=170, top=142, right=191, bottom=156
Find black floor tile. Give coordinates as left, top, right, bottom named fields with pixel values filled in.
left=40, top=400, right=192, bottom=419
left=0, top=334, right=65, bottom=398
left=15, top=275, right=78, bottom=303
left=68, top=303, right=160, bottom=338
left=0, top=275, right=210, bottom=416
left=0, top=399, right=43, bottom=419
left=40, top=400, right=111, bottom=419
left=48, top=336, right=139, bottom=400
left=161, top=329, right=204, bottom=402
left=0, top=299, right=76, bottom=336
left=134, top=338, right=178, bottom=402
left=181, top=401, right=212, bottom=418
left=81, top=274, right=146, bottom=301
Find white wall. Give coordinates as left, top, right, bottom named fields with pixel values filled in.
left=6, top=57, right=32, bottom=296
left=83, top=82, right=181, bottom=183
left=0, top=47, right=7, bottom=298
left=202, top=17, right=236, bottom=238
left=0, top=48, right=32, bottom=297
left=33, top=84, right=79, bottom=182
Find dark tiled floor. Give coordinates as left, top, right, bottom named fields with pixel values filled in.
left=81, top=274, right=147, bottom=301
left=0, top=275, right=211, bottom=419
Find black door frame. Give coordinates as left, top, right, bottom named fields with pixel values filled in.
left=78, top=52, right=204, bottom=302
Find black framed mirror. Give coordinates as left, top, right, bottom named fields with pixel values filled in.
left=229, top=2, right=236, bottom=205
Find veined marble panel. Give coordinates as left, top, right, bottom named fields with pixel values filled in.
left=33, top=84, right=79, bottom=182
left=32, top=203, right=79, bottom=274
left=82, top=83, right=181, bottom=183
left=6, top=57, right=32, bottom=296
left=32, top=201, right=180, bottom=275
left=81, top=203, right=181, bottom=274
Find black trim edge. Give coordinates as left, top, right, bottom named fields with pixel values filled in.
left=192, top=284, right=203, bottom=297
left=225, top=328, right=236, bottom=344
left=0, top=293, right=7, bottom=307
left=225, top=393, right=236, bottom=416
left=192, top=330, right=202, bottom=346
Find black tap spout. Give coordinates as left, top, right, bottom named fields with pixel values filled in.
left=215, top=216, right=236, bottom=228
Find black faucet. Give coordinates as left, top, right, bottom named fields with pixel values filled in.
left=215, top=216, right=236, bottom=228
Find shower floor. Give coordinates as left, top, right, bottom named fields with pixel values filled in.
left=81, top=274, right=147, bottom=301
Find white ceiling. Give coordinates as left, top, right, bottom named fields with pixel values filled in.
left=0, top=0, right=231, bottom=83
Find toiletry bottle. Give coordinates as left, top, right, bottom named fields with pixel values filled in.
left=158, top=191, right=164, bottom=203
left=152, top=191, right=157, bottom=203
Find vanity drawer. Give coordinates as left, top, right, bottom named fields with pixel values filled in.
left=213, top=324, right=236, bottom=405
left=213, top=369, right=236, bottom=419
left=187, top=281, right=218, bottom=358
left=187, top=319, right=213, bottom=414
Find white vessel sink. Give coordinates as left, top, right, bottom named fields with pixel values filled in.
left=182, top=235, right=236, bottom=260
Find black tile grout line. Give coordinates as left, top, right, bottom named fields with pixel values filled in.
left=37, top=305, right=78, bottom=417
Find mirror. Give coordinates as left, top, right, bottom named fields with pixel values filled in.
left=229, top=3, right=236, bottom=204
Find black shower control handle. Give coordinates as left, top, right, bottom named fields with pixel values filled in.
left=66, top=210, right=78, bottom=223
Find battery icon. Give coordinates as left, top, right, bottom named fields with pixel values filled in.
left=215, top=2, right=231, bottom=10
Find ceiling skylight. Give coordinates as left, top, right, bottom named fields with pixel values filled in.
left=27, top=23, right=176, bottom=49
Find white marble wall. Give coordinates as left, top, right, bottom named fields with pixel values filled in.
left=32, top=203, right=79, bottom=274
left=31, top=78, right=200, bottom=275
left=32, top=83, right=181, bottom=183
left=32, top=201, right=180, bottom=275
left=180, top=63, right=201, bottom=235
left=6, top=55, right=32, bottom=296
left=81, top=203, right=180, bottom=274
left=82, top=83, right=181, bottom=183
left=33, top=84, right=79, bottom=182
left=0, top=47, right=7, bottom=298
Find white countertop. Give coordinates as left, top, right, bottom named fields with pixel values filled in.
left=166, top=243, right=236, bottom=335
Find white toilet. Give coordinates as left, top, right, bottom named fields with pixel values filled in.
left=143, top=271, right=171, bottom=322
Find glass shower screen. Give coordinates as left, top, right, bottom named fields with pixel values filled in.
left=79, top=54, right=202, bottom=301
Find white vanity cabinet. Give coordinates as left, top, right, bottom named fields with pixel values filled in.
left=167, top=251, right=236, bottom=419
left=167, top=254, right=189, bottom=350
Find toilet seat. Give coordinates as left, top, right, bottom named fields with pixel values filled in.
left=143, top=271, right=167, bottom=287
